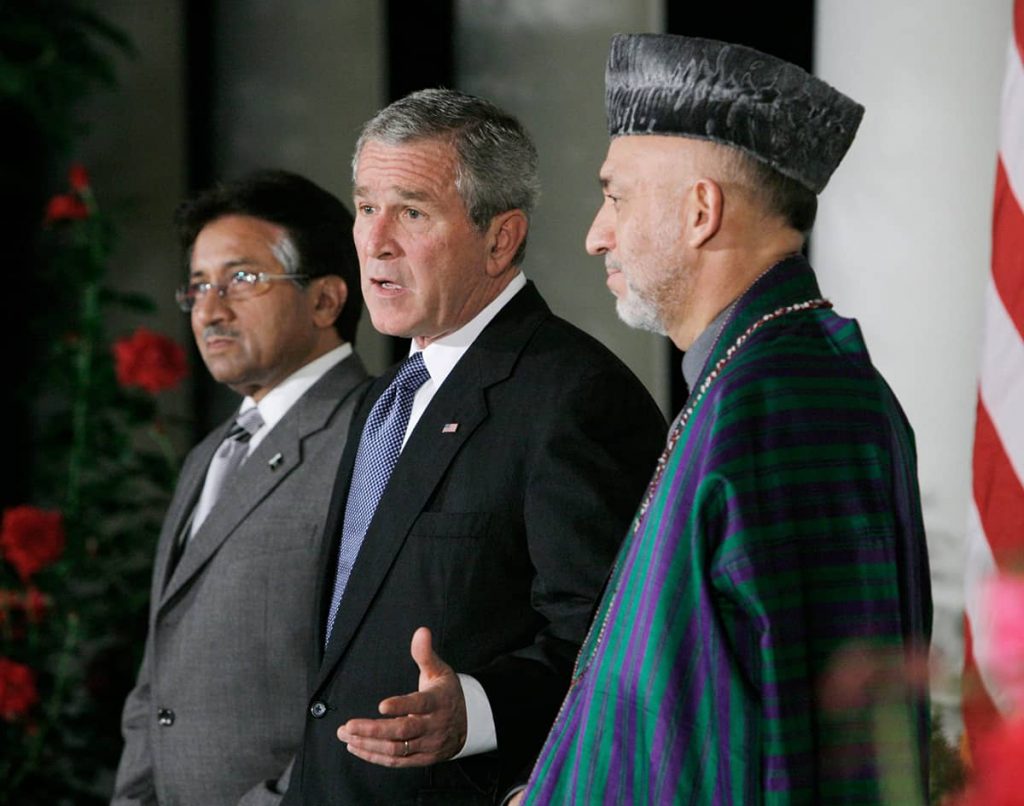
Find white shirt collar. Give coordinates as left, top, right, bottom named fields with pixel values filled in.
left=410, top=272, right=527, bottom=388
left=239, top=342, right=353, bottom=442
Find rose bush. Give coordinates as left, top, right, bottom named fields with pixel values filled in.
left=3, top=159, right=186, bottom=802
left=3, top=8, right=160, bottom=799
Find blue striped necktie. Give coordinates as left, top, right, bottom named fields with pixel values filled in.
left=324, top=352, right=431, bottom=643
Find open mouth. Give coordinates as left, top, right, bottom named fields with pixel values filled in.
left=371, top=278, right=406, bottom=293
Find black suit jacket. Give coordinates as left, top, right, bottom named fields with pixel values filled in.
left=284, top=284, right=666, bottom=805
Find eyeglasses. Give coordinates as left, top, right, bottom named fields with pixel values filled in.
left=175, top=271, right=310, bottom=312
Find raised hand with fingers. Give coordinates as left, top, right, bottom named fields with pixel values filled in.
left=336, top=626, right=468, bottom=767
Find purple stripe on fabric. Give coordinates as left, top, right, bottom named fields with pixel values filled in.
left=710, top=415, right=886, bottom=464
left=541, top=686, right=585, bottom=800
left=720, top=545, right=899, bottom=587
left=714, top=619, right=735, bottom=804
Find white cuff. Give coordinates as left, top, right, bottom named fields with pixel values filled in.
left=501, top=784, right=527, bottom=805
left=452, top=673, right=497, bottom=758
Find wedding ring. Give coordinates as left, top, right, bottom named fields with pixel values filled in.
left=403, top=740, right=410, bottom=757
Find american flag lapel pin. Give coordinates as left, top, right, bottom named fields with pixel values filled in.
left=268, top=452, right=284, bottom=470
left=442, top=423, right=459, bottom=434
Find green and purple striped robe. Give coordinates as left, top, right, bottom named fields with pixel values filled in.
left=523, top=257, right=931, bottom=804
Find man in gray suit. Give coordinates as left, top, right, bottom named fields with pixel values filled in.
left=112, top=170, right=370, bottom=806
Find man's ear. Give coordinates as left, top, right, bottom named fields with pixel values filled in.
left=687, top=178, right=724, bottom=248
left=485, top=210, right=529, bottom=277
left=310, top=275, right=348, bottom=329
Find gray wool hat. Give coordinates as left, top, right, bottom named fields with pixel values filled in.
left=605, top=33, right=864, bottom=194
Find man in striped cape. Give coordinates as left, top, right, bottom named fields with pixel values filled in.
left=515, top=34, right=932, bottom=804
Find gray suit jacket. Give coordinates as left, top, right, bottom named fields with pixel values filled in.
left=112, top=355, right=370, bottom=806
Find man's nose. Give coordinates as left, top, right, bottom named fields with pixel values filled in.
left=585, top=204, right=614, bottom=256
left=191, top=286, right=231, bottom=325
left=360, top=216, right=401, bottom=260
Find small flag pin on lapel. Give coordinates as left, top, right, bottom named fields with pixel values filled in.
left=442, top=423, right=459, bottom=434
left=268, top=452, right=284, bottom=470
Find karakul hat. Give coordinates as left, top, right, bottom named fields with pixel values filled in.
left=605, top=33, right=864, bottom=193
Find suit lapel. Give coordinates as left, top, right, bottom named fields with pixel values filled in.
left=316, top=284, right=549, bottom=687
left=157, top=355, right=369, bottom=614
left=313, top=369, right=387, bottom=652
left=151, top=431, right=223, bottom=600
left=158, top=418, right=302, bottom=610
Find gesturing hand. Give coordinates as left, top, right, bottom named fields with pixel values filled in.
left=336, top=626, right=468, bottom=767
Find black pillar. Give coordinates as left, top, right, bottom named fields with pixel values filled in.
left=382, top=1, right=456, bottom=363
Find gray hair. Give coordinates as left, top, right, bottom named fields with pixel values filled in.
left=352, top=88, right=541, bottom=266
left=183, top=230, right=301, bottom=278
left=270, top=232, right=302, bottom=276
left=711, top=143, right=818, bottom=237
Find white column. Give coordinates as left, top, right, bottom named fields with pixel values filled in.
left=814, top=0, right=1013, bottom=726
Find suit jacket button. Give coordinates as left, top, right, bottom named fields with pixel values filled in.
left=157, top=708, right=175, bottom=726
left=310, top=701, right=327, bottom=719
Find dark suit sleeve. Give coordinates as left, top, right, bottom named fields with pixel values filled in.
left=111, top=636, right=158, bottom=806
left=473, top=362, right=666, bottom=781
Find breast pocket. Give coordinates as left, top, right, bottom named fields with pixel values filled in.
left=408, top=511, right=492, bottom=540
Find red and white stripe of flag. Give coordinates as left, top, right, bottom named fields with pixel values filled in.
left=963, top=0, right=1024, bottom=757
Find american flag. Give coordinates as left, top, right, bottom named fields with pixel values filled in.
left=963, top=0, right=1024, bottom=757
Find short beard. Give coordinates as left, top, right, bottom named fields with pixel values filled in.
left=615, top=279, right=668, bottom=335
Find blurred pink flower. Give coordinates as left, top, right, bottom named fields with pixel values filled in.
left=984, top=573, right=1024, bottom=714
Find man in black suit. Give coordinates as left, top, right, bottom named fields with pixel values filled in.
left=282, top=89, right=666, bottom=805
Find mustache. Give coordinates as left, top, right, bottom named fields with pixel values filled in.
left=202, top=324, right=240, bottom=340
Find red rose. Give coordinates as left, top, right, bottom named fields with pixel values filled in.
left=43, top=193, right=89, bottom=224
left=112, top=327, right=188, bottom=394
left=0, top=507, right=65, bottom=582
left=0, top=658, right=39, bottom=721
left=68, top=163, right=90, bottom=192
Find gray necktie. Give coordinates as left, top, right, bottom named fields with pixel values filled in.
left=190, top=406, right=265, bottom=538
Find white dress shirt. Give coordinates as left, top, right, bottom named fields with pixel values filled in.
left=399, top=272, right=527, bottom=758
left=238, top=342, right=354, bottom=453
left=403, top=272, right=526, bottom=445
